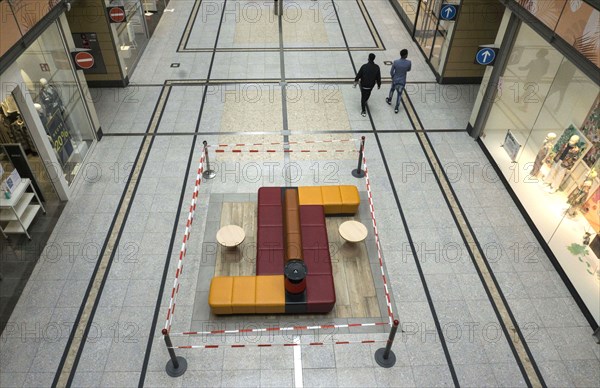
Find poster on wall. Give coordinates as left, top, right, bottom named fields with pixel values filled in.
left=580, top=94, right=600, bottom=168
left=502, top=130, right=521, bottom=161
left=71, top=33, right=107, bottom=74
left=548, top=124, right=589, bottom=164
left=554, top=0, right=600, bottom=67
left=517, top=0, right=566, bottom=31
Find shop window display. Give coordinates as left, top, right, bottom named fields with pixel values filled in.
left=481, top=22, right=600, bottom=323
left=16, top=21, right=95, bottom=185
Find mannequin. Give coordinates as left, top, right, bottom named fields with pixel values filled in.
left=531, top=132, right=557, bottom=177
left=567, top=170, right=597, bottom=217
left=39, top=78, right=63, bottom=114
left=545, top=135, right=581, bottom=193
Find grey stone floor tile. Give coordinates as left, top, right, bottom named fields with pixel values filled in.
left=98, top=280, right=129, bottom=308
left=0, top=339, right=39, bottom=372
left=301, top=344, right=336, bottom=369
left=220, top=369, right=260, bottom=387
left=22, top=372, right=55, bottom=387
left=336, top=367, right=377, bottom=387
left=373, top=366, right=416, bottom=387
left=564, top=359, right=600, bottom=388
left=411, top=365, right=455, bottom=387
left=180, top=370, right=221, bottom=387
left=454, top=363, right=498, bottom=387
left=0, top=372, right=27, bottom=387
left=56, top=280, right=88, bottom=308
left=537, top=361, right=575, bottom=387
left=183, top=347, right=224, bottom=371
left=260, top=347, right=294, bottom=370
left=100, top=371, right=141, bottom=387
left=302, top=368, right=338, bottom=387
left=29, top=337, right=67, bottom=372
left=76, top=337, right=113, bottom=372
left=123, top=279, right=160, bottom=307
left=533, top=298, right=579, bottom=328
left=103, top=340, right=147, bottom=372
left=546, top=326, right=598, bottom=361
left=260, top=369, right=293, bottom=387
left=143, top=371, right=184, bottom=387
left=334, top=343, right=375, bottom=368
left=491, top=362, right=528, bottom=387
left=223, top=347, right=261, bottom=370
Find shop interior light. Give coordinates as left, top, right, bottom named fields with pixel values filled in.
left=120, top=45, right=131, bottom=51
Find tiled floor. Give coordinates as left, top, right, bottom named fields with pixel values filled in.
left=1, top=1, right=598, bottom=387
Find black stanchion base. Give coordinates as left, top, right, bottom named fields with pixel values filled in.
left=375, top=348, right=396, bottom=368
left=352, top=169, right=365, bottom=178
left=165, top=357, right=188, bottom=377
left=202, top=170, right=216, bottom=179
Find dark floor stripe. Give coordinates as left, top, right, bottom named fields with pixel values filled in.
left=331, top=0, right=460, bottom=386
left=52, top=84, right=172, bottom=388
left=138, top=1, right=229, bottom=386
left=402, top=91, right=545, bottom=387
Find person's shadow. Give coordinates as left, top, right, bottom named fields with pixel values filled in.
left=518, top=48, right=550, bottom=111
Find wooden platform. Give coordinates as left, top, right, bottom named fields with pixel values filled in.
left=214, top=201, right=381, bottom=318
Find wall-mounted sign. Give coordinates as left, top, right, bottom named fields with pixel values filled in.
left=440, top=4, right=459, bottom=21
left=72, top=33, right=107, bottom=74
left=475, top=46, right=499, bottom=66
left=72, top=51, right=95, bottom=70
left=107, top=6, right=127, bottom=23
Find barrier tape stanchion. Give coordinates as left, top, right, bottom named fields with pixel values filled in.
left=374, top=319, right=399, bottom=368
left=162, top=328, right=188, bottom=377
left=202, top=140, right=216, bottom=179
left=352, top=136, right=366, bottom=178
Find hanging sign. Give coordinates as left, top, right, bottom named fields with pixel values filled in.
left=107, top=6, right=127, bottom=23
left=475, top=46, right=499, bottom=66
left=72, top=51, right=95, bottom=70
left=440, top=4, right=459, bottom=21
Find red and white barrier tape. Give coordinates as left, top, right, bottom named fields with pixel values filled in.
left=214, top=149, right=356, bottom=153
left=362, top=154, right=395, bottom=325
left=209, top=138, right=356, bottom=148
left=165, top=145, right=206, bottom=332
left=169, top=339, right=388, bottom=349
left=169, top=321, right=388, bottom=337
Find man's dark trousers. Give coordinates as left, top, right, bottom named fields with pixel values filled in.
left=360, top=87, right=372, bottom=113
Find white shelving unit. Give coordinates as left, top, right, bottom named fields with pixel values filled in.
left=0, top=178, right=46, bottom=239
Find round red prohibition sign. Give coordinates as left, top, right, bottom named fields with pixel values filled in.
left=109, top=7, right=126, bottom=23
left=74, top=52, right=94, bottom=70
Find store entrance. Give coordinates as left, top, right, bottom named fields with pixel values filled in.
left=0, top=94, right=60, bottom=203
left=414, top=0, right=449, bottom=69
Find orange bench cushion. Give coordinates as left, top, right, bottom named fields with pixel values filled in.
left=320, top=186, right=343, bottom=214
left=231, top=276, right=256, bottom=314
left=208, top=276, right=234, bottom=315
left=339, top=185, right=360, bottom=214
left=298, top=186, right=323, bottom=206
left=255, top=275, right=285, bottom=314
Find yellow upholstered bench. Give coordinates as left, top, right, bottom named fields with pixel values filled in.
left=209, top=275, right=285, bottom=314
left=232, top=276, right=256, bottom=314
left=298, top=185, right=359, bottom=215
left=255, top=275, right=285, bottom=314
left=208, top=276, right=234, bottom=315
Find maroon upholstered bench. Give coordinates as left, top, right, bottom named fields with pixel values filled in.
left=305, top=274, right=336, bottom=313
left=257, top=187, right=285, bottom=275
left=299, top=205, right=335, bottom=312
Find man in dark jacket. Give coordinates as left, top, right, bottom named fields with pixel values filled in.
left=354, top=53, right=381, bottom=117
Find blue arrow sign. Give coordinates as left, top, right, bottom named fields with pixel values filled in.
left=440, top=4, right=457, bottom=21
left=476, top=48, right=496, bottom=65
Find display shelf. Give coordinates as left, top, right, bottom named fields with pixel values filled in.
left=0, top=193, right=34, bottom=221
left=3, top=205, right=41, bottom=234
left=0, top=178, right=45, bottom=239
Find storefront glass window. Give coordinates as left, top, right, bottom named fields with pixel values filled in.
left=16, top=21, right=95, bottom=185
left=116, top=1, right=149, bottom=76
left=481, top=22, right=600, bottom=324
left=395, top=0, right=419, bottom=28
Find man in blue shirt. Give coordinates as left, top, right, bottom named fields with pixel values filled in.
left=386, top=49, right=411, bottom=114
